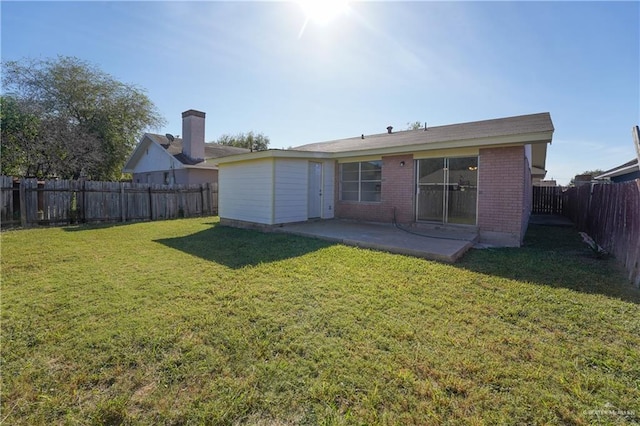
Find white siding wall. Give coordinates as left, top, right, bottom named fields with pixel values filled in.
left=220, top=157, right=337, bottom=226
left=134, top=143, right=181, bottom=173
left=322, top=160, right=335, bottom=219
left=274, top=159, right=308, bottom=223
left=219, top=159, right=274, bottom=224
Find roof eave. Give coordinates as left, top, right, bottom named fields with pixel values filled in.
left=212, top=149, right=334, bottom=165
left=122, top=133, right=185, bottom=173
left=213, top=130, right=553, bottom=165
left=595, top=163, right=640, bottom=179
left=330, top=130, right=553, bottom=159
left=530, top=142, right=548, bottom=173
left=123, top=133, right=154, bottom=172
left=184, top=164, right=219, bottom=170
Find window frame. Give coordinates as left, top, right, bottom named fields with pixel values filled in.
left=340, top=160, right=382, bottom=202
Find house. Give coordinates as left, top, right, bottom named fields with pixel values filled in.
left=214, top=112, right=554, bottom=247
left=573, top=174, right=598, bottom=187
left=594, top=159, right=639, bottom=183
left=593, top=126, right=640, bottom=184
left=123, top=110, right=249, bottom=185
left=534, top=179, right=558, bottom=187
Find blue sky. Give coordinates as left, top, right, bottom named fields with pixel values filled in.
left=2, top=1, right=638, bottom=184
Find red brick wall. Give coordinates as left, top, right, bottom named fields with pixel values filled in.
left=334, top=148, right=532, bottom=247
left=335, top=154, right=415, bottom=224
left=522, top=155, right=532, bottom=239
left=477, top=146, right=527, bottom=245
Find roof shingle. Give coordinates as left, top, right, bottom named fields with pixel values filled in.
left=293, top=112, right=554, bottom=153
left=147, top=134, right=250, bottom=165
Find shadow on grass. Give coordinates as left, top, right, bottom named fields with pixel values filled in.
left=62, top=218, right=184, bottom=232
left=458, top=225, right=640, bottom=304
left=155, top=223, right=335, bottom=269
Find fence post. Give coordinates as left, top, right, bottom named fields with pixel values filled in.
left=207, top=183, right=213, bottom=215
left=209, top=183, right=214, bottom=216
left=213, top=183, right=218, bottom=215
left=80, top=179, right=86, bottom=223
left=19, top=178, right=27, bottom=228
left=120, top=182, right=126, bottom=223
left=148, top=186, right=153, bottom=220
left=200, top=184, right=205, bottom=217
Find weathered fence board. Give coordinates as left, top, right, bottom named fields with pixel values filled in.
left=563, top=179, right=640, bottom=287
left=0, top=176, right=218, bottom=228
left=0, top=176, right=17, bottom=226
left=533, top=186, right=563, bottom=214
left=24, top=179, right=39, bottom=225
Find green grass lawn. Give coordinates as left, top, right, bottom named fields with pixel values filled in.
left=2, top=218, right=639, bottom=425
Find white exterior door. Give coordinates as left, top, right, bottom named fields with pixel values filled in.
left=308, top=162, right=323, bottom=218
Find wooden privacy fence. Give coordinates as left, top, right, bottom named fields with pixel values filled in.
left=0, top=176, right=218, bottom=228
left=533, top=186, right=563, bottom=214
left=563, top=179, right=640, bottom=287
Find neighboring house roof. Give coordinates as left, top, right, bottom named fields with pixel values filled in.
left=147, top=134, right=250, bottom=164
left=594, top=158, right=639, bottom=180
left=123, top=133, right=250, bottom=173
left=213, top=112, right=554, bottom=173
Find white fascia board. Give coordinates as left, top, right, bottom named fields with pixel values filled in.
left=595, top=163, right=639, bottom=179
left=183, top=164, right=219, bottom=170
left=333, top=131, right=553, bottom=159
left=212, top=149, right=333, bottom=165
left=122, top=134, right=152, bottom=172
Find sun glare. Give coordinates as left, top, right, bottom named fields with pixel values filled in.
left=299, top=0, right=349, bottom=25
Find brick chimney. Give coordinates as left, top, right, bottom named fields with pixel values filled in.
left=181, top=109, right=206, bottom=161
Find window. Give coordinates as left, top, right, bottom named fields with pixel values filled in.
left=340, top=161, right=382, bottom=202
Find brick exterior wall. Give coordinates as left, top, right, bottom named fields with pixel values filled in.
left=335, top=154, right=415, bottom=224
left=477, top=146, right=527, bottom=246
left=522, top=155, right=533, bottom=240
left=334, top=147, right=532, bottom=247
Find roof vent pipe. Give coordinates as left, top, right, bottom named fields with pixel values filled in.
left=387, top=126, right=393, bottom=134
left=361, top=134, right=365, bottom=139
left=424, top=122, right=427, bottom=131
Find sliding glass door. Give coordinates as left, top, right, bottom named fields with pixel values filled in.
left=416, top=158, right=446, bottom=222
left=416, top=157, right=478, bottom=225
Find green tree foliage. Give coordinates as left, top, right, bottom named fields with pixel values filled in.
left=216, top=131, right=270, bottom=152
left=0, top=96, right=39, bottom=176
left=1, top=95, right=103, bottom=178
left=1, top=56, right=165, bottom=179
left=406, top=121, right=424, bottom=130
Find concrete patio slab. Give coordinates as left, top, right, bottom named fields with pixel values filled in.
left=273, top=220, right=478, bottom=262
left=529, top=214, right=574, bottom=227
